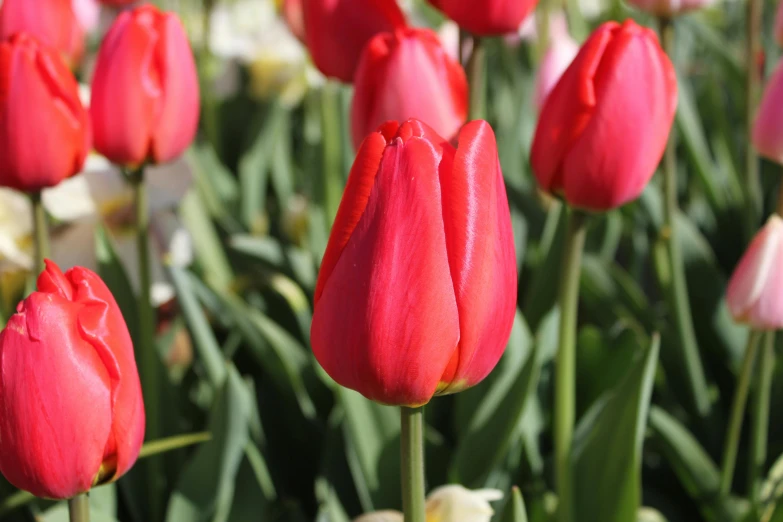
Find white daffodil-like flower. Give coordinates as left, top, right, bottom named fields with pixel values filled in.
left=354, top=486, right=502, bottom=522
left=0, top=155, right=194, bottom=307
left=208, top=0, right=323, bottom=106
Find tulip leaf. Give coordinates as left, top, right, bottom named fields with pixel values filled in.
left=451, top=312, right=538, bottom=487
left=229, top=234, right=317, bottom=290
left=648, top=406, right=748, bottom=522
left=95, top=225, right=140, bottom=346
left=499, top=487, right=529, bottom=522
left=166, top=365, right=266, bottom=522
left=570, top=334, right=660, bottom=522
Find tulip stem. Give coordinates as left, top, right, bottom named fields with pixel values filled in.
left=400, top=406, right=426, bottom=522
left=554, top=208, right=588, bottom=522
left=466, top=36, right=486, bottom=121
left=68, top=493, right=90, bottom=522
left=129, top=167, right=163, bottom=518
left=30, top=192, right=49, bottom=274
left=657, top=16, right=712, bottom=420
left=776, top=176, right=783, bottom=216
left=746, top=331, right=775, bottom=508
left=719, top=329, right=762, bottom=495
left=745, top=0, right=763, bottom=236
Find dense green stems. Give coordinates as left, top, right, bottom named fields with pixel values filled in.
left=719, top=330, right=763, bottom=495
left=129, top=168, right=162, bottom=518
left=401, top=407, right=426, bottom=522
left=68, top=494, right=90, bottom=522
left=554, top=209, right=588, bottom=522
left=745, top=0, right=763, bottom=235
left=747, top=331, right=775, bottom=506
left=320, top=83, right=342, bottom=225
left=466, top=37, right=486, bottom=121
left=657, top=17, right=712, bottom=419
left=30, top=192, right=49, bottom=274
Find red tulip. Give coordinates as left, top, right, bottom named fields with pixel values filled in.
left=303, top=0, right=406, bottom=82
left=0, top=0, right=84, bottom=66
left=351, top=28, right=468, bottom=150
left=0, top=261, right=145, bottom=500
left=311, top=119, right=517, bottom=407
left=427, top=0, right=537, bottom=36
left=753, top=58, right=783, bottom=164
left=530, top=19, right=677, bottom=211
left=283, top=0, right=306, bottom=42
left=90, top=4, right=200, bottom=167
left=0, top=33, right=90, bottom=192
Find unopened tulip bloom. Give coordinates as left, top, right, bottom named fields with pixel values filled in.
left=303, top=0, right=406, bottom=82
left=0, top=261, right=145, bottom=499
left=355, top=486, right=503, bottom=522
left=531, top=19, right=677, bottom=211
left=0, top=0, right=84, bottom=66
left=534, top=14, right=579, bottom=110
left=427, top=0, right=537, bottom=36
left=0, top=34, right=90, bottom=192
left=753, top=58, right=783, bottom=164
left=311, top=119, right=517, bottom=407
left=726, top=215, right=783, bottom=330
left=351, top=28, right=468, bottom=150
left=626, top=0, right=711, bottom=17
left=90, top=5, right=200, bottom=166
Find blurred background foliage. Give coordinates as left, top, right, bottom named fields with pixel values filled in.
left=2, top=0, right=783, bottom=520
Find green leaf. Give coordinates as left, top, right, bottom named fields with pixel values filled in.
left=95, top=225, right=139, bottom=346
left=570, top=334, right=660, bottom=522
left=39, top=485, right=118, bottom=522
left=229, top=234, right=317, bottom=290
left=499, top=487, right=529, bottom=522
left=166, top=365, right=252, bottom=522
left=648, top=406, right=748, bottom=522
left=451, top=312, right=539, bottom=487
left=180, top=190, right=234, bottom=292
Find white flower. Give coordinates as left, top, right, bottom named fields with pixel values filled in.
left=354, top=486, right=502, bottom=522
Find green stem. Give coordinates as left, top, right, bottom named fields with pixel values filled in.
left=129, top=168, right=162, bottom=518
left=747, top=331, right=775, bottom=507
left=68, top=494, right=90, bottom=522
left=30, top=192, right=49, bottom=274
left=466, top=36, right=486, bottom=121
left=658, top=17, right=712, bottom=419
left=401, top=406, right=426, bottom=522
left=320, top=83, right=342, bottom=225
left=745, top=0, right=763, bottom=235
left=777, top=176, right=783, bottom=216
left=554, top=208, right=588, bottom=522
left=719, top=329, right=762, bottom=495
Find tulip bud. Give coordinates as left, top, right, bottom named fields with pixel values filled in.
left=351, top=28, right=468, bottom=151
left=303, top=0, right=406, bottom=82
left=0, top=261, right=145, bottom=500
left=0, top=33, right=90, bottom=192
left=753, top=58, right=783, bottom=164
left=625, top=0, right=711, bottom=17
left=90, top=5, right=200, bottom=167
left=726, top=215, right=783, bottom=330
left=311, top=119, right=517, bottom=407
left=427, top=0, right=538, bottom=36
left=283, top=0, right=306, bottom=43
left=533, top=14, right=579, bottom=110
left=425, top=485, right=502, bottom=522
left=0, top=0, right=84, bottom=66
left=530, top=19, right=677, bottom=211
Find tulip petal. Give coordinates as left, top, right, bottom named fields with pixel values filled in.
left=753, top=59, right=783, bottom=164
left=151, top=14, right=200, bottom=163
left=559, top=22, right=676, bottom=209
left=90, top=10, right=160, bottom=165
left=438, top=121, right=517, bottom=392
left=311, top=135, right=459, bottom=406
left=0, top=293, right=111, bottom=499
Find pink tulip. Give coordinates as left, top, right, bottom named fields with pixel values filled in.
left=754, top=58, right=783, bottom=164
left=726, top=215, right=783, bottom=330
left=776, top=1, right=783, bottom=47
left=534, top=14, right=579, bottom=110
left=626, top=0, right=711, bottom=17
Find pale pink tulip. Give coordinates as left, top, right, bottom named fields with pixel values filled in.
left=534, top=14, right=578, bottom=110
left=626, top=0, right=711, bottom=17
left=753, top=58, right=783, bottom=164
left=726, top=215, right=783, bottom=330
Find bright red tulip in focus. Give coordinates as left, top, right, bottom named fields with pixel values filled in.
left=427, top=0, right=537, bottom=36
left=303, top=0, right=406, bottom=82
left=726, top=215, right=783, bottom=330
left=351, top=28, right=467, bottom=151
left=311, top=119, right=517, bottom=407
left=0, top=33, right=90, bottom=192
left=530, top=19, right=677, bottom=211
left=90, top=4, right=200, bottom=167
left=753, top=58, right=783, bottom=164
left=0, top=261, right=145, bottom=500
left=0, top=0, right=84, bottom=66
